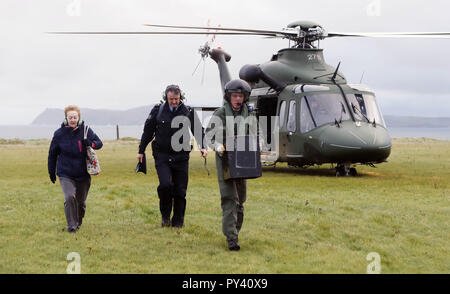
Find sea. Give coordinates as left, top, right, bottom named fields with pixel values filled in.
left=0, top=125, right=449, bottom=141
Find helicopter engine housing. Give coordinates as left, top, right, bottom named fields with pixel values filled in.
left=239, top=64, right=286, bottom=92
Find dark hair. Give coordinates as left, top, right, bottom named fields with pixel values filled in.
left=165, top=84, right=181, bottom=96
left=163, top=84, right=185, bottom=101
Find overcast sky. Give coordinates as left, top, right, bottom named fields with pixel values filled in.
left=1, top=0, right=450, bottom=125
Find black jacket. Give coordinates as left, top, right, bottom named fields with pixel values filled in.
left=139, top=102, right=205, bottom=159
left=48, top=122, right=103, bottom=181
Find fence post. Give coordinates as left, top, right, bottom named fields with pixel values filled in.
left=116, top=125, right=120, bottom=140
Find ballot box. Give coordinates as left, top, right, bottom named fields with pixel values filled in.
left=223, top=135, right=262, bottom=180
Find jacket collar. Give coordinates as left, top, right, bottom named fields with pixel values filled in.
left=164, top=101, right=185, bottom=113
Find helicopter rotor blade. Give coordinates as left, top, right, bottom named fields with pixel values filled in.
left=143, top=23, right=292, bottom=35
left=143, top=24, right=450, bottom=39
left=328, top=32, right=450, bottom=38
left=47, top=31, right=279, bottom=36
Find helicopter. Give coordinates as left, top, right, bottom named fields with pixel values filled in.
left=51, top=21, right=450, bottom=176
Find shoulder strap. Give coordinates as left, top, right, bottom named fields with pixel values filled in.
left=156, top=102, right=165, bottom=121
left=84, top=125, right=90, bottom=140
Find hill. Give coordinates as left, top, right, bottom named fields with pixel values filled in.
left=31, top=105, right=153, bottom=125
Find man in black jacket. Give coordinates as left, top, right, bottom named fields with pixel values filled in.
left=137, top=85, right=207, bottom=228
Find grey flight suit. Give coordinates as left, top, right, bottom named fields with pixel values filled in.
left=206, top=101, right=254, bottom=241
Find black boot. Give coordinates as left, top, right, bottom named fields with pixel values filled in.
left=227, top=239, right=240, bottom=251
left=171, top=196, right=186, bottom=228
left=158, top=192, right=172, bottom=227
left=161, top=217, right=171, bottom=227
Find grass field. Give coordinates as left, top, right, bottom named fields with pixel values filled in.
left=0, top=137, right=448, bottom=274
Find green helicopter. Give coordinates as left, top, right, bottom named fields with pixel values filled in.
left=50, top=21, right=450, bottom=176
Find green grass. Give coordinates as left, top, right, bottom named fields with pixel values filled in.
left=0, top=137, right=449, bottom=273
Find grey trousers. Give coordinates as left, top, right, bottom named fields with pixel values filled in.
left=59, top=177, right=91, bottom=231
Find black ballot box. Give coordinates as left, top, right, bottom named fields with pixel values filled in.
left=223, top=135, right=262, bottom=180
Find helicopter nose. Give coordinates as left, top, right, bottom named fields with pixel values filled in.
left=307, top=121, right=391, bottom=163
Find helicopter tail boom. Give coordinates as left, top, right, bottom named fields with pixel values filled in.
left=209, top=48, right=232, bottom=96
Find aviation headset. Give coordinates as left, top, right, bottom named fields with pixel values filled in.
left=162, top=84, right=186, bottom=101
left=63, top=118, right=83, bottom=126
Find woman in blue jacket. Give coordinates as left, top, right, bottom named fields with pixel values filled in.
left=48, top=105, right=103, bottom=233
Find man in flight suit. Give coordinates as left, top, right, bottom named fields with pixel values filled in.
left=206, top=79, right=254, bottom=250
left=137, top=84, right=207, bottom=228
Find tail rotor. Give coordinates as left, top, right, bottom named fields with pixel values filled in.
left=192, top=20, right=221, bottom=84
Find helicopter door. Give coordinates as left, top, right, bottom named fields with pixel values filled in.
left=277, top=100, right=288, bottom=160
left=278, top=98, right=301, bottom=164
left=284, top=98, right=304, bottom=165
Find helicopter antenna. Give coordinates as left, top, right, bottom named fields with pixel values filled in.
left=359, top=71, right=365, bottom=84
left=331, top=61, right=341, bottom=82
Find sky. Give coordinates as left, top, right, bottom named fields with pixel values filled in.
left=0, top=0, right=450, bottom=125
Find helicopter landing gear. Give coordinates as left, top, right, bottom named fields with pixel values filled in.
left=335, top=164, right=357, bottom=177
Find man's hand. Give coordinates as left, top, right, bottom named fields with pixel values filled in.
left=200, top=149, right=208, bottom=158
left=137, top=153, right=144, bottom=163
left=215, top=144, right=226, bottom=157
left=49, top=173, right=56, bottom=184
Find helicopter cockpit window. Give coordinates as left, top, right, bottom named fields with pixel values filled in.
left=300, top=98, right=315, bottom=133
left=301, top=94, right=350, bottom=130
left=287, top=100, right=296, bottom=132
left=346, top=94, right=386, bottom=127
left=279, top=100, right=287, bottom=128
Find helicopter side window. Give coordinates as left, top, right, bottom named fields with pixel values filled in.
left=287, top=100, right=296, bottom=132
left=279, top=100, right=287, bottom=128
left=300, top=97, right=316, bottom=133
left=346, top=94, right=385, bottom=127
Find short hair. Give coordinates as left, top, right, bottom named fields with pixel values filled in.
left=64, top=105, right=81, bottom=118
left=165, top=84, right=181, bottom=96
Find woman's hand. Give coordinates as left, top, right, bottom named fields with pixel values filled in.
left=83, top=139, right=92, bottom=147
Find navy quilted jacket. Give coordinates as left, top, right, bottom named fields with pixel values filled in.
left=48, top=122, right=103, bottom=181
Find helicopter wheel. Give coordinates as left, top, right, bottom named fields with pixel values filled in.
left=335, top=166, right=347, bottom=177
left=335, top=165, right=357, bottom=177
